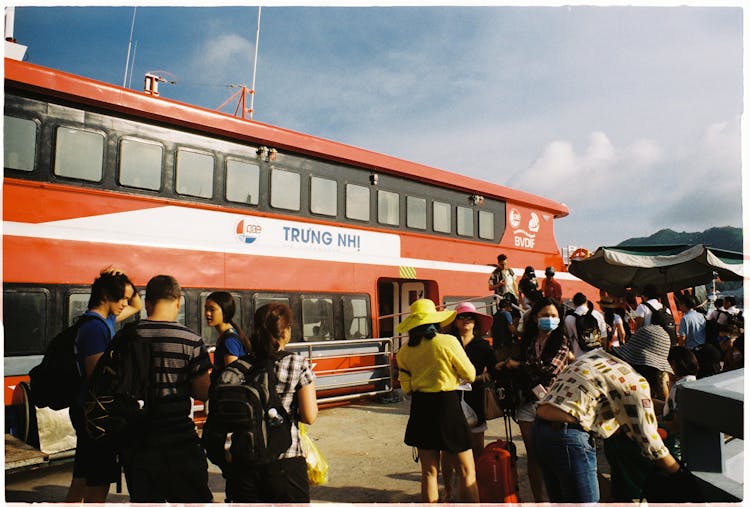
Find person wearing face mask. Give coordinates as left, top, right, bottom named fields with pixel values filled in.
left=532, top=325, right=684, bottom=503
left=495, top=297, right=569, bottom=502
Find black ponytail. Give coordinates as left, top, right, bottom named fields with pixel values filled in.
left=407, top=323, right=439, bottom=347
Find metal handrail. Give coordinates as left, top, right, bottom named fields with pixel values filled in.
left=286, top=337, right=396, bottom=401
left=315, top=364, right=390, bottom=376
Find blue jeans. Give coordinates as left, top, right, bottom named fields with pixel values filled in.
left=532, top=419, right=599, bottom=503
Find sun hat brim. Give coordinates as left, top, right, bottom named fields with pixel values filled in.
left=454, top=304, right=493, bottom=336
left=396, top=310, right=456, bottom=334
left=611, top=325, right=673, bottom=374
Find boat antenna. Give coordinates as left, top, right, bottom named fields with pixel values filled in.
left=248, top=6, right=261, bottom=119
left=127, top=41, right=138, bottom=89
left=216, top=7, right=262, bottom=120
left=123, top=7, right=137, bottom=87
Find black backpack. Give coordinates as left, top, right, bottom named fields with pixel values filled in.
left=718, top=309, right=744, bottom=332
left=84, top=322, right=152, bottom=445
left=644, top=302, right=677, bottom=345
left=574, top=309, right=602, bottom=351
left=28, top=314, right=97, bottom=410
left=202, top=353, right=293, bottom=470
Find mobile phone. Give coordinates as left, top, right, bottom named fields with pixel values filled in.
left=532, top=384, right=547, bottom=400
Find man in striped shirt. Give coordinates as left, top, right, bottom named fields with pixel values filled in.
left=120, top=275, right=213, bottom=503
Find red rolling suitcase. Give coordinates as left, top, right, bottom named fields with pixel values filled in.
left=477, top=415, right=520, bottom=503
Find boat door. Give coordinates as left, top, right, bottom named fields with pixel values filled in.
left=377, top=279, right=434, bottom=338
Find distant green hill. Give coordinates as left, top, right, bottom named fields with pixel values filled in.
left=617, top=226, right=743, bottom=252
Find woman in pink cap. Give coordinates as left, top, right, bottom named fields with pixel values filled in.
left=440, top=301, right=495, bottom=500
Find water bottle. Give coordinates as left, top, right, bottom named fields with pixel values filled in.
left=267, top=407, right=284, bottom=427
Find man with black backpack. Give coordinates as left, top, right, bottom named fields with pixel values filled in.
left=634, top=285, right=677, bottom=345
left=65, top=269, right=141, bottom=503
left=716, top=296, right=743, bottom=330
left=119, top=275, right=213, bottom=503
left=564, top=292, right=607, bottom=358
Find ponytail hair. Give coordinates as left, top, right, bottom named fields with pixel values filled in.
left=251, top=302, right=293, bottom=360
left=407, top=323, right=439, bottom=347
left=207, top=291, right=251, bottom=355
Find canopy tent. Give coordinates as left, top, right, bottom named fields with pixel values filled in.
left=567, top=244, right=744, bottom=297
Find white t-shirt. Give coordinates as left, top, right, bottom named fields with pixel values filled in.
left=717, top=306, right=741, bottom=326
left=663, top=375, right=696, bottom=419
left=635, top=299, right=665, bottom=326
left=564, top=304, right=608, bottom=358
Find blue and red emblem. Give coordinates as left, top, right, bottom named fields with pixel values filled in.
left=236, top=219, right=262, bottom=244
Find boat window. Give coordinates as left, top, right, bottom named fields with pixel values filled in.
left=479, top=210, right=494, bottom=240
left=226, top=158, right=260, bottom=205
left=68, top=293, right=90, bottom=327
left=346, top=184, right=370, bottom=221
left=4, top=116, right=36, bottom=172
left=54, top=126, right=104, bottom=182
left=433, top=201, right=452, bottom=233
left=378, top=190, right=399, bottom=226
left=200, top=292, right=243, bottom=347
left=302, top=297, right=335, bottom=342
left=457, top=206, right=474, bottom=237
left=119, top=137, right=163, bottom=190
left=406, top=196, right=427, bottom=230
left=344, top=297, right=370, bottom=339
left=3, top=288, right=48, bottom=356
left=253, top=295, right=291, bottom=312
left=310, top=176, right=338, bottom=216
left=270, top=168, right=301, bottom=211
left=176, top=148, right=214, bottom=198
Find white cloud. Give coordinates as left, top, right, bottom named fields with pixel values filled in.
left=506, top=116, right=741, bottom=249
left=188, top=33, right=254, bottom=81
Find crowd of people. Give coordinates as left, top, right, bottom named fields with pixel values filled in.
left=397, top=253, right=742, bottom=503
left=66, top=269, right=318, bottom=503
left=58, top=257, right=742, bottom=504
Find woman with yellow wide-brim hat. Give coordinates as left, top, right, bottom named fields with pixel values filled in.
left=396, top=299, right=479, bottom=503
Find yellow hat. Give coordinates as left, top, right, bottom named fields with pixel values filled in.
left=396, top=299, right=456, bottom=334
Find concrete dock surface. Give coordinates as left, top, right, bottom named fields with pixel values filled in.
left=6, top=396, right=613, bottom=503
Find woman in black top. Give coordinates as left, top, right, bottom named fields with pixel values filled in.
left=441, top=301, right=495, bottom=500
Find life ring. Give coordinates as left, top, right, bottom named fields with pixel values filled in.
left=11, top=382, right=38, bottom=447
left=570, top=248, right=591, bottom=260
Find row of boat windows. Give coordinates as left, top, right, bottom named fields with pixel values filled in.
left=4, top=287, right=371, bottom=357
left=4, top=115, right=496, bottom=239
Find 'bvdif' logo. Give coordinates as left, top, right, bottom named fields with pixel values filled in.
left=236, top=219, right=262, bottom=244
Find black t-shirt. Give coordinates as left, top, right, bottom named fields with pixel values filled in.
left=519, top=276, right=538, bottom=298
left=462, top=337, right=497, bottom=422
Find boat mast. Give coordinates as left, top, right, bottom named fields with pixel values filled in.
left=248, top=6, right=261, bottom=119
left=123, top=7, right=137, bottom=87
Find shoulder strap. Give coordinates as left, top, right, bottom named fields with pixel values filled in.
left=229, top=355, right=253, bottom=376
left=644, top=302, right=656, bottom=313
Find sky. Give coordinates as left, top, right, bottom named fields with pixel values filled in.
left=8, top=3, right=745, bottom=251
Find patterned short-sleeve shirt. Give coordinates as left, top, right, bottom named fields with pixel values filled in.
left=539, top=349, right=669, bottom=460
left=275, top=353, right=316, bottom=459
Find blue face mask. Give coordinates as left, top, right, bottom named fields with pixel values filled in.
left=538, top=316, right=560, bottom=332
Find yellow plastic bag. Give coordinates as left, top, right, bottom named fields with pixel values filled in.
left=299, top=423, right=329, bottom=485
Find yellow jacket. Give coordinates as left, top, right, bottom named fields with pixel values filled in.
left=396, top=333, right=476, bottom=393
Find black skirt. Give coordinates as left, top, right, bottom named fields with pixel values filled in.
left=405, top=391, right=472, bottom=453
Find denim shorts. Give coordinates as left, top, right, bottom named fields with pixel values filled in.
left=532, top=418, right=599, bottom=503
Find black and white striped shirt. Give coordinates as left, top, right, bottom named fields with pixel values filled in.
left=136, top=320, right=212, bottom=447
